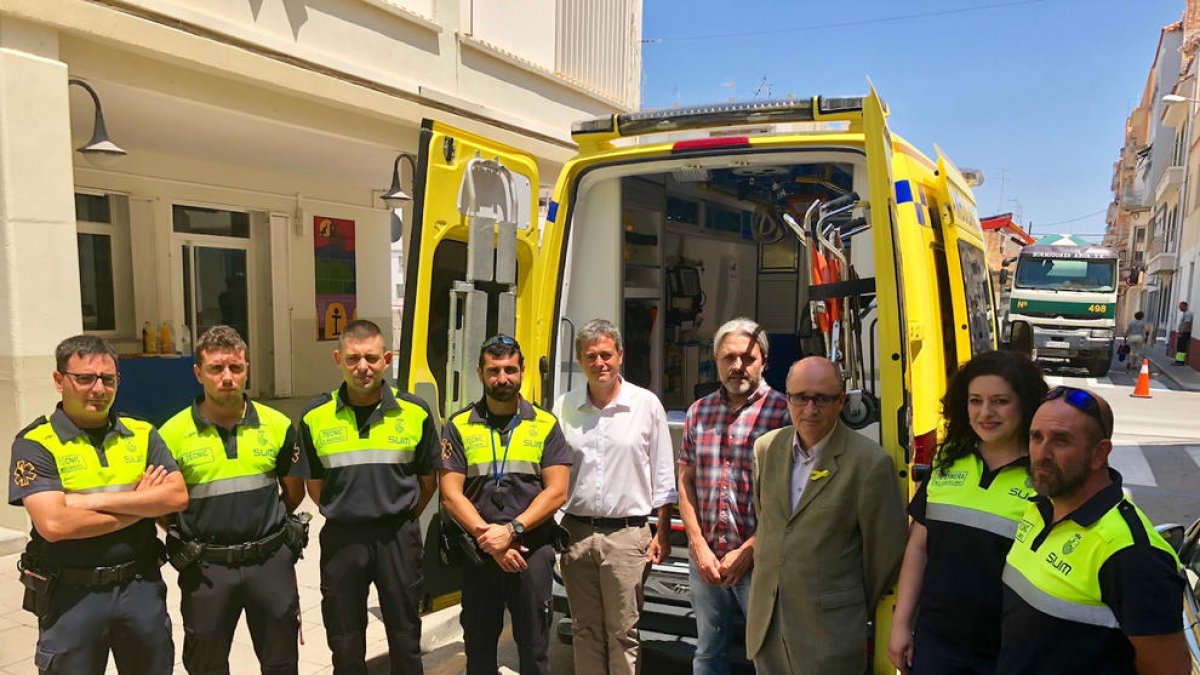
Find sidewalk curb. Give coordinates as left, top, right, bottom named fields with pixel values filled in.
left=1143, top=347, right=1200, bottom=392
left=421, top=604, right=463, bottom=653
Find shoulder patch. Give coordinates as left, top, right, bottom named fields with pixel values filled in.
left=441, top=438, right=454, bottom=461
left=12, top=459, right=36, bottom=488
left=16, top=416, right=48, bottom=440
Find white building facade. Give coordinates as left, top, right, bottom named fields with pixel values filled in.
left=0, top=0, right=641, bottom=530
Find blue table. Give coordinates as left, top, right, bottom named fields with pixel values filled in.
left=114, top=356, right=201, bottom=426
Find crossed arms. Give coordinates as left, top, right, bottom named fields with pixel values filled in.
left=24, top=465, right=188, bottom=542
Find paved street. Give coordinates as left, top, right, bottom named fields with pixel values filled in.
left=1040, top=345, right=1200, bottom=529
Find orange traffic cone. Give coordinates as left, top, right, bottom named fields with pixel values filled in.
left=1131, top=358, right=1152, bottom=399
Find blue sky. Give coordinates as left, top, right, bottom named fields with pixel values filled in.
left=641, top=0, right=1184, bottom=241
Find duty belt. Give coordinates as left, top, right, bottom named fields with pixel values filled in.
left=23, top=554, right=161, bottom=588
left=198, top=527, right=289, bottom=566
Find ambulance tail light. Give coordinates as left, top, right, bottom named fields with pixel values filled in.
left=672, top=136, right=751, bottom=152
left=912, top=429, right=937, bottom=483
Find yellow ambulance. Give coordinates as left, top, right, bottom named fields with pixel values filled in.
left=401, top=88, right=995, bottom=672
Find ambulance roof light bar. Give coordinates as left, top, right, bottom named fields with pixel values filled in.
left=571, top=96, right=867, bottom=139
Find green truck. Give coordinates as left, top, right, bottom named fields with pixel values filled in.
left=1002, top=236, right=1119, bottom=377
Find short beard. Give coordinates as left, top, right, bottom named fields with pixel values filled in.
left=1033, top=450, right=1092, bottom=498
left=486, top=384, right=518, bottom=402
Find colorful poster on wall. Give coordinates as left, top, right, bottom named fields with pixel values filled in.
left=314, top=215, right=357, bottom=340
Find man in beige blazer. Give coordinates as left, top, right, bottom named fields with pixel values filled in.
left=748, top=357, right=907, bottom=674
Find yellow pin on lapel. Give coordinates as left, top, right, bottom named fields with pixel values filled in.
left=810, top=470, right=830, bottom=481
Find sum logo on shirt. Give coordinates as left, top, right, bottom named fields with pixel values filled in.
left=1061, top=533, right=1082, bottom=556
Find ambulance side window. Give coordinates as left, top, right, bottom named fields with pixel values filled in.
left=956, top=241, right=995, bottom=356
left=926, top=197, right=959, bottom=378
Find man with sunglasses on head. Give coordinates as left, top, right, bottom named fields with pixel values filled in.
left=8, top=334, right=188, bottom=674
left=438, top=335, right=571, bottom=675
left=678, top=317, right=790, bottom=674
left=746, top=356, right=906, bottom=674
left=297, top=319, right=439, bottom=674
left=999, top=386, right=1188, bottom=675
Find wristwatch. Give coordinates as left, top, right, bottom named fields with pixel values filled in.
left=507, top=519, right=526, bottom=541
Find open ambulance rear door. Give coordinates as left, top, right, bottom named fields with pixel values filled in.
left=398, top=120, right=566, bottom=610
left=861, top=86, right=910, bottom=675
left=934, top=149, right=997, bottom=361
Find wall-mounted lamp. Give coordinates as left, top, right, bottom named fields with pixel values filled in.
left=382, top=152, right=418, bottom=209
left=1163, top=94, right=1200, bottom=105
left=68, top=78, right=127, bottom=166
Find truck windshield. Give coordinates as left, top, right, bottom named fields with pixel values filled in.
left=1014, top=258, right=1116, bottom=292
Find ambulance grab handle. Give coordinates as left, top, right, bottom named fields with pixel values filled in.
left=822, top=192, right=860, bottom=212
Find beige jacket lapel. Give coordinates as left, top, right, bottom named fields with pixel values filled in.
left=789, top=424, right=846, bottom=522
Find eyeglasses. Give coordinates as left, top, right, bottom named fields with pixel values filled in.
left=481, top=334, right=520, bottom=351
left=786, top=392, right=842, bottom=408
left=62, top=371, right=119, bottom=388
left=1045, top=386, right=1112, bottom=439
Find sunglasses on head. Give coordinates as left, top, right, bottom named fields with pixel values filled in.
left=480, top=334, right=520, bottom=351
left=1045, top=386, right=1112, bottom=439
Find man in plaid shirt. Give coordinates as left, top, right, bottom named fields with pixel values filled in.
left=678, top=317, right=789, bottom=675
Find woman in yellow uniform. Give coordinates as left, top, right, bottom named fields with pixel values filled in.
left=888, top=350, right=1047, bottom=675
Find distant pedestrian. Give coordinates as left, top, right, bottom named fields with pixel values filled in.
left=553, top=319, right=676, bottom=675
left=889, top=350, right=1047, bottom=674
left=1175, top=301, right=1193, bottom=366
left=1125, top=311, right=1149, bottom=372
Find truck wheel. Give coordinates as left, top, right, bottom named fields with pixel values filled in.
left=1089, top=356, right=1111, bottom=378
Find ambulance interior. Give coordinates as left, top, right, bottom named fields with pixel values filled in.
left=554, top=151, right=884, bottom=442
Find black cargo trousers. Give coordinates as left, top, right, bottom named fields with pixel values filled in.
left=319, top=514, right=424, bottom=675
left=177, top=544, right=301, bottom=675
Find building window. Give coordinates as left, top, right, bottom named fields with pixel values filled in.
left=173, top=204, right=250, bottom=238
left=76, top=192, right=134, bottom=337
left=78, top=232, right=115, bottom=331
left=75, top=193, right=115, bottom=331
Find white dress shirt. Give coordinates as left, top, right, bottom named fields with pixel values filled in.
left=553, top=377, right=678, bottom=518
left=791, top=427, right=835, bottom=512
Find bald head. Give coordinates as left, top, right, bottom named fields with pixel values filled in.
left=788, top=357, right=840, bottom=386
left=786, top=357, right=845, bottom=447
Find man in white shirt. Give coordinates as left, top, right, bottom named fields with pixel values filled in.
left=553, top=319, right=677, bottom=675
left=1176, top=301, right=1193, bottom=366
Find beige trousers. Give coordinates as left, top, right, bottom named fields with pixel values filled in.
left=560, top=517, right=652, bottom=675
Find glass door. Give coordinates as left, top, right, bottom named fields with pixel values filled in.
left=181, top=243, right=250, bottom=350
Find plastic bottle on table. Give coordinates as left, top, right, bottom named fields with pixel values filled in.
left=142, top=321, right=156, bottom=354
